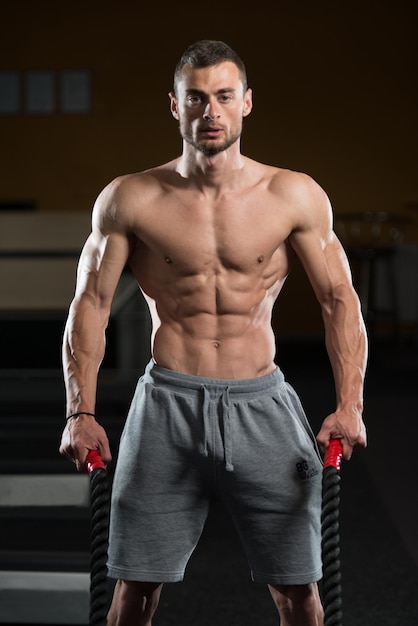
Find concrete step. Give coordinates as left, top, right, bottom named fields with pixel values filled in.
left=0, top=570, right=89, bottom=624
left=0, top=473, right=103, bottom=625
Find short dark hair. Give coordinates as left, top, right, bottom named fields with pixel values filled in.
left=173, top=40, right=248, bottom=94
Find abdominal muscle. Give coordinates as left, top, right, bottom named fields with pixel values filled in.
left=142, top=273, right=281, bottom=380
left=152, top=323, right=277, bottom=379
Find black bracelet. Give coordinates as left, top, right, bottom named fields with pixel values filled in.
left=66, top=411, right=96, bottom=421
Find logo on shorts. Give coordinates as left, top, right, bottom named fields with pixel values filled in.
left=295, top=459, right=319, bottom=481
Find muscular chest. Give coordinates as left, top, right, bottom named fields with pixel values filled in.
left=134, top=194, right=292, bottom=276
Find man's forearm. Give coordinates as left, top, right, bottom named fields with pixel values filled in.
left=322, top=286, right=368, bottom=412
left=63, top=297, right=108, bottom=416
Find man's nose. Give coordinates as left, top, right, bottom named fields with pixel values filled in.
left=203, top=101, right=220, bottom=121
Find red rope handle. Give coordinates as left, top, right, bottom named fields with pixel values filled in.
left=86, top=450, right=106, bottom=474
left=323, top=439, right=343, bottom=473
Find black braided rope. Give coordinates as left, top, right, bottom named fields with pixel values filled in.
left=321, top=465, right=343, bottom=626
left=89, top=467, right=110, bottom=626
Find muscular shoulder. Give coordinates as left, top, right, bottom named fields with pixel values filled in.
left=92, top=162, right=178, bottom=233
left=268, top=167, right=333, bottom=232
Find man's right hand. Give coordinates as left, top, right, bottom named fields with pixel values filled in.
left=59, top=413, right=112, bottom=472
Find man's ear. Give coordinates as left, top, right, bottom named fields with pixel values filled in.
left=243, top=87, right=253, bottom=118
left=168, top=91, right=179, bottom=120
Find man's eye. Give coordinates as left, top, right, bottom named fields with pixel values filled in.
left=187, top=96, right=201, bottom=104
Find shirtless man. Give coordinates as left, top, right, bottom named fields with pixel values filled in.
left=60, top=40, right=367, bottom=626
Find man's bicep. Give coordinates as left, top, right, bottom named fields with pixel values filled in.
left=290, top=230, right=354, bottom=304
left=74, top=229, right=131, bottom=308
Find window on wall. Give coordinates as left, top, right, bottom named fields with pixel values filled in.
left=0, top=70, right=92, bottom=115
left=25, top=71, right=55, bottom=114
left=0, top=72, right=20, bottom=114
left=60, top=70, right=91, bottom=113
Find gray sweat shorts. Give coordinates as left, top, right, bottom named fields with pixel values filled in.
left=107, top=360, right=323, bottom=585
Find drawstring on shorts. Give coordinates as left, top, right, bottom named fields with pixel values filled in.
left=201, top=386, right=210, bottom=458
left=201, top=385, right=234, bottom=472
left=222, top=387, right=234, bottom=472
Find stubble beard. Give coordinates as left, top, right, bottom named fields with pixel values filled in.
left=180, top=122, right=242, bottom=157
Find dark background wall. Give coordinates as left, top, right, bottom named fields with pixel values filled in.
left=1, top=0, right=417, bottom=334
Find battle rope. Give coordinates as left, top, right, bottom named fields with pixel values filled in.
left=86, top=450, right=110, bottom=626
left=321, top=439, right=344, bottom=626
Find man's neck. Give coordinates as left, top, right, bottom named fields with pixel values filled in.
left=176, top=143, right=246, bottom=193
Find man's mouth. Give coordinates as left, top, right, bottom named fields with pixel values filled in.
left=200, top=127, right=223, bottom=138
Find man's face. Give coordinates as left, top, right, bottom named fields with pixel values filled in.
left=169, top=61, right=252, bottom=156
